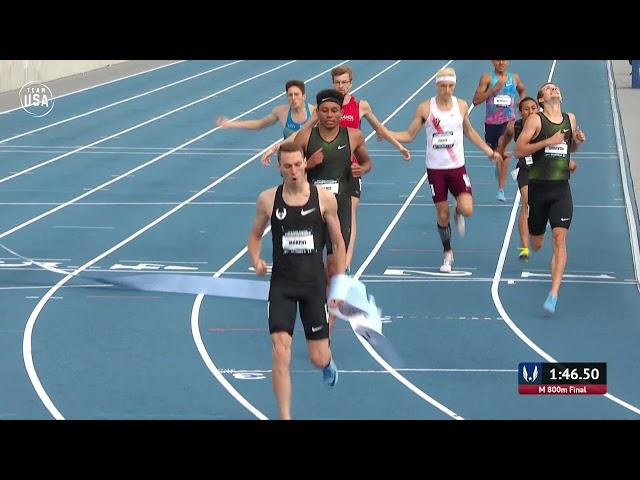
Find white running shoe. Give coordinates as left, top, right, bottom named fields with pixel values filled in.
left=440, top=251, right=454, bottom=273
left=454, top=212, right=465, bottom=237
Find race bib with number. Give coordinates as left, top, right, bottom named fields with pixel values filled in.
left=525, top=155, right=533, bottom=166
left=544, top=143, right=568, bottom=156
left=282, top=229, right=315, bottom=254
left=432, top=131, right=455, bottom=149
left=493, top=95, right=512, bottom=107
left=313, top=179, right=339, bottom=194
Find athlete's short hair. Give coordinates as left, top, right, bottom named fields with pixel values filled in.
left=285, top=80, right=305, bottom=94
left=537, top=84, right=551, bottom=111
left=277, top=143, right=305, bottom=164
left=518, top=97, right=538, bottom=111
left=316, top=89, right=344, bottom=107
left=331, top=66, right=352, bottom=81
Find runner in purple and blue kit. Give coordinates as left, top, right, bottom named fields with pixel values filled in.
left=473, top=60, right=526, bottom=202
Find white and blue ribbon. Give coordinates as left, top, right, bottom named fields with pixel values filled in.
left=1, top=243, right=402, bottom=364
left=0, top=242, right=270, bottom=300
left=328, top=274, right=403, bottom=365
left=104, top=273, right=270, bottom=300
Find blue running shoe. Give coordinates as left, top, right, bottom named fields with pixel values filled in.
left=543, top=293, right=558, bottom=315
left=322, top=358, right=338, bottom=387
left=497, top=189, right=506, bottom=202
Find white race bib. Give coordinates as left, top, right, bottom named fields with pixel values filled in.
left=282, top=230, right=315, bottom=254
left=525, top=155, right=533, bottom=166
left=494, top=95, right=512, bottom=107
left=432, top=131, right=454, bottom=149
left=314, top=179, right=339, bottom=194
left=544, top=143, right=568, bottom=156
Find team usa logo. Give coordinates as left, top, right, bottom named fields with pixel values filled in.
left=19, top=81, right=55, bottom=117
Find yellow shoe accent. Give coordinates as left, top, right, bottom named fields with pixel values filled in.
left=518, top=247, right=530, bottom=261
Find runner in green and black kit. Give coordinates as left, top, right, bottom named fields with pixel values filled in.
left=294, top=89, right=372, bottom=264
left=514, top=82, right=586, bottom=314
left=306, top=123, right=353, bottom=255
left=293, top=88, right=372, bottom=333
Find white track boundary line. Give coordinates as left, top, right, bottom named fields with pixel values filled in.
left=606, top=60, right=640, bottom=291
left=491, top=60, right=640, bottom=417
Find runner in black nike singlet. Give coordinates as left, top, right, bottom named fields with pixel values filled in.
left=248, top=143, right=345, bottom=419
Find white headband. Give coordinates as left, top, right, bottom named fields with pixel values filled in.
left=436, top=75, right=456, bottom=84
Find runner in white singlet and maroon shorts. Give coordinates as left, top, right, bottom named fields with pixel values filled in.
left=387, top=67, right=501, bottom=272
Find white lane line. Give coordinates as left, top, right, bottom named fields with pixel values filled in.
left=0, top=60, right=294, bottom=185
left=607, top=60, right=640, bottom=291
left=0, top=61, right=187, bottom=115
left=192, top=60, right=436, bottom=421
left=491, top=60, right=640, bottom=417
left=1, top=145, right=608, bottom=154
left=221, top=368, right=517, bottom=374
left=198, top=59, right=466, bottom=420
left=22, top=139, right=284, bottom=420
left=0, top=61, right=304, bottom=240
left=0, top=202, right=626, bottom=208
left=21, top=60, right=351, bottom=420
left=0, top=61, right=242, bottom=144
left=0, top=284, right=108, bottom=291
left=53, top=225, right=115, bottom=230
left=192, top=60, right=463, bottom=420
left=344, top=61, right=464, bottom=420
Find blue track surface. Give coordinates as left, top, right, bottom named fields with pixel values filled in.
left=1, top=60, right=638, bottom=419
